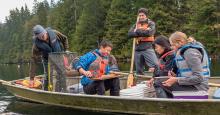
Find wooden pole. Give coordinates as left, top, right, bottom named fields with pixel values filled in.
left=127, top=38, right=136, bottom=88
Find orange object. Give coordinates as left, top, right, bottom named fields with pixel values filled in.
left=127, top=74, right=134, bottom=88
left=16, top=79, right=42, bottom=89
left=136, top=23, right=154, bottom=42
left=89, top=52, right=108, bottom=78
left=63, top=55, right=69, bottom=68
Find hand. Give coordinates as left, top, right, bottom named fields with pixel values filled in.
left=148, top=68, right=155, bottom=72
left=83, top=71, right=93, bottom=77
left=146, top=27, right=151, bottom=30
left=162, top=76, right=177, bottom=87
left=65, top=50, right=71, bottom=54
left=168, top=70, right=176, bottom=77
left=146, top=78, right=154, bottom=87
left=65, top=66, right=71, bottom=71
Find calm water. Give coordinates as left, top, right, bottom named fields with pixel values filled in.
left=0, top=60, right=220, bottom=115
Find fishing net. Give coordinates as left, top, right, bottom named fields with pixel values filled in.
left=48, top=52, right=78, bottom=92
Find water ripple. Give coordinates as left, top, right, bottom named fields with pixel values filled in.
left=0, top=101, right=10, bottom=113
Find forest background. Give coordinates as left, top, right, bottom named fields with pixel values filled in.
left=0, top=0, right=219, bottom=63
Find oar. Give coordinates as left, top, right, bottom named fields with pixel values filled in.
left=209, top=83, right=220, bottom=87
left=111, top=71, right=213, bottom=81
left=91, top=71, right=153, bottom=81
left=0, top=79, right=8, bottom=84
left=110, top=71, right=152, bottom=78
left=127, top=38, right=136, bottom=88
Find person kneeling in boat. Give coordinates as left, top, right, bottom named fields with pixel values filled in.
left=73, top=40, right=120, bottom=96
left=153, top=31, right=210, bottom=98
left=147, top=35, right=176, bottom=97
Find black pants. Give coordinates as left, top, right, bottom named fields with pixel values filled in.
left=83, top=78, right=120, bottom=96
left=154, top=79, right=197, bottom=98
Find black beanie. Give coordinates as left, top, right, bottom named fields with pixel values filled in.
left=138, top=8, right=149, bottom=16
left=153, top=35, right=171, bottom=53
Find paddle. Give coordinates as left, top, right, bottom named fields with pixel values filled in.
left=127, top=16, right=140, bottom=88
left=127, top=38, right=136, bottom=88
left=111, top=71, right=152, bottom=78
left=209, top=83, right=220, bottom=87
left=91, top=71, right=153, bottom=81
left=0, top=79, right=8, bottom=85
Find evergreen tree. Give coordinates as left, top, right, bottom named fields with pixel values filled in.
left=72, top=0, right=109, bottom=54
left=104, top=0, right=134, bottom=58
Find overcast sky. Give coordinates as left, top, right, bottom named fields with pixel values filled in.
left=0, top=0, right=57, bottom=23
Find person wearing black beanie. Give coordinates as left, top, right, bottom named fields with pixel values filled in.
left=153, top=35, right=172, bottom=57
left=147, top=35, right=176, bottom=98
left=152, top=35, right=175, bottom=77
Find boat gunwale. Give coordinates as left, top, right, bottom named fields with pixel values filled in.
left=3, top=80, right=220, bottom=103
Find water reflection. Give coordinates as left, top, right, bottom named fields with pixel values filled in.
left=6, top=101, right=124, bottom=115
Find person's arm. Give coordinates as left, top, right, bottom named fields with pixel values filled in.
left=159, top=54, right=175, bottom=76
left=177, top=48, right=204, bottom=85
left=73, top=52, right=96, bottom=77
left=29, top=44, right=41, bottom=80
left=128, top=24, right=139, bottom=38
left=109, top=55, right=120, bottom=71
left=135, top=20, right=156, bottom=37
left=54, top=30, right=69, bottom=51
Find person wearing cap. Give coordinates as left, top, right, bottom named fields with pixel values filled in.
left=29, top=25, right=69, bottom=90
left=128, top=8, right=158, bottom=75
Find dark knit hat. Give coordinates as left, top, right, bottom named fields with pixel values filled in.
left=153, top=35, right=171, bottom=52
left=33, top=25, right=47, bottom=39
left=138, top=8, right=149, bottom=16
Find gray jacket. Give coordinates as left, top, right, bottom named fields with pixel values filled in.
left=177, top=48, right=209, bottom=91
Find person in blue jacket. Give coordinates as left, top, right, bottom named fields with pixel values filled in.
left=74, top=40, right=120, bottom=96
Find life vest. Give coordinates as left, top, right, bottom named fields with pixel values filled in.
left=159, top=50, right=175, bottom=70
left=34, top=28, right=63, bottom=58
left=15, top=79, right=42, bottom=89
left=136, top=22, right=154, bottom=42
left=175, top=43, right=210, bottom=78
left=88, top=52, right=109, bottom=78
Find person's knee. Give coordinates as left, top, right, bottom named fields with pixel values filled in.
left=112, top=78, right=120, bottom=89
left=155, top=87, right=168, bottom=98
left=153, top=80, right=163, bottom=87
left=109, top=78, right=120, bottom=95
left=96, top=81, right=105, bottom=95
left=109, top=78, right=120, bottom=96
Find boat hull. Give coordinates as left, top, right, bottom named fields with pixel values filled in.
left=3, top=81, right=220, bottom=115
